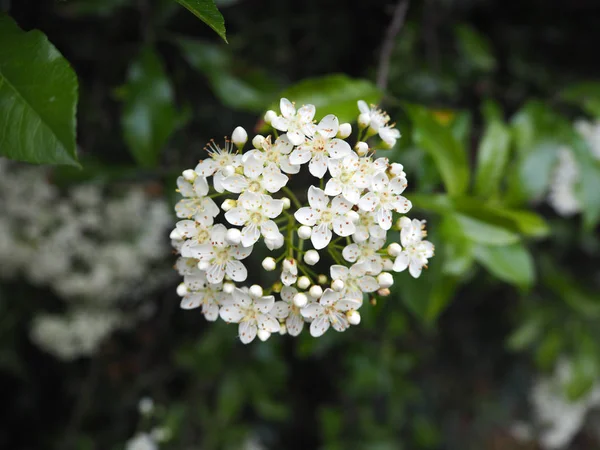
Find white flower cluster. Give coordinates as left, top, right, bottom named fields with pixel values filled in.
left=547, top=119, right=600, bottom=216
left=0, top=159, right=172, bottom=359
left=171, top=98, right=434, bottom=343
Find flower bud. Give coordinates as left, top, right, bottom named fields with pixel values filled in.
left=176, top=283, right=188, bottom=297
left=232, top=126, right=248, bottom=148
left=279, top=323, right=287, bottom=335
left=221, top=199, right=236, bottom=212
left=358, top=113, right=371, bottom=129
left=355, top=141, right=368, bottom=156
left=225, top=228, right=242, bottom=245
left=389, top=163, right=405, bottom=177
left=223, top=165, right=235, bottom=177
left=387, top=243, right=402, bottom=257
left=282, top=197, right=291, bottom=210
left=346, top=310, right=361, bottom=325
left=283, top=258, right=295, bottom=271
left=249, top=284, right=263, bottom=298
left=169, top=228, right=183, bottom=240
left=252, top=134, right=266, bottom=149
left=297, top=276, right=311, bottom=290
left=272, top=281, right=283, bottom=293
left=257, top=329, right=271, bottom=342
left=182, top=169, right=196, bottom=182
left=309, top=285, right=323, bottom=299
left=265, top=234, right=284, bottom=250
left=298, top=226, right=312, bottom=240
left=347, top=211, right=360, bottom=223
left=262, top=257, right=276, bottom=271
left=337, top=123, right=352, bottom=139
left=377, top=288, right=391, bottom=297
left=332, top=279, right=345, bottom=292
left=399, top=216, right=412, bottom=229
left=138, top=397, right=155, bottom=415
left=304, top=250, right=320, bottom=265
left=223, top=282, right=235, bottom=294
left=377, top=272, right=394, bottom=288
left=317, top=274, right=328, bottom=285
left=264, top=110, right=277, bottom=124
left=293, top=292, right=308, bottom=308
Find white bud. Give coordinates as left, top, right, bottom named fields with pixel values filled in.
left=265, top=234, right=284, bottom=250
left=304, top=249, right=320, bottom=265
left=225, top=228, right=242, bottom=245
left=383, top=258, right=394, bottom=271
left=389, top=163, right=405, bottom=177
left=231, top=126, right=248, bottom=148
left=332, top=279, right=345, bottom=292
left=264, top=110, right=277, bottom=124
left=293, top=292, right=308, bottom=308
left=347, top=210, right=360, bottom=223
left=378, top=288, right=391, bottom=297
left=138, top=397, right=155, bottom=415
left=223, top=282, right=235, bottom=294
left=282, top=197, right=291, bottom=210
left=358, top=113, right=371, bottom=128
left=387, top=243, right=402, bottom=257
left=221, top=199, right=236, bottom=211
left=399, top=216, right=412, bottom=228
left=176, top=283, right=188, bottom=297
left=309, top=285, right=323, bottom=299
left=297, top=276, right=311, bottom=290
left=283, top=258, right=295, bottom=271
left=279, top=323, right=287, bottom=335
left=346, top=310, right=361, bottom=325
left=317, top=274, right=328, bottom=285
left=223, top=165, right=235, bottom=177
left=182, top=169, right=196, bottom=181
left=355, top=141, right=369, bottom=156
left=252, top=134, right=266, bottom=149
left=257, top=329, right=271, bottom=342
left=249, top=284, right=264, bottom=298
left=169, top=228, right=183, bottom=240
left=377, top=272, right=394, bottom=288
left=262, top=257, right=276, bottom=271
left=298, top=226, right=312, bottom=240
left=337, top=123, right=352, bottom=139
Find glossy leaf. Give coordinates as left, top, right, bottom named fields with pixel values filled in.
left=404, top=104, right=470, bottom=196
left=0, top=14, right=79, bottom=166
left=121, top=48, right=176, bottom=167
left=474, top=242, right=535, bottom=288
left=448, top=213, right=520, bottom=246
left=176, top=0, right=227, bottom=43
left=269, top=74, right=381, bottom=124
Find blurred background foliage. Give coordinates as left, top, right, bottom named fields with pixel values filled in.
left=1, top=0, right=600, bottom=449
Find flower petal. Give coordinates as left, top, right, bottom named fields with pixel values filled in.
left=330, top=312, right=349, bottom=332
left=393, top=253, right=409, bottom=272
left=358, top=192, right=379, bottom=212
left=225, top=207, right=249, bottom=226
left=286, top=313, right=304, bottom=336
left=324, top=178, right=343, bottom=197
left=301, top=302, right=324, bottom=319
left=260, top=220, right=280, bottom=239
left=180, top=294, right=202, bottom=310
left=409, top=263, right=423, bottom=278
left=327, top=139, right=352, bottom=159
left=203, top=302, right=219, bottom=321
left=241, top=224, right=260, bottom=247
left=333, top=216, right=356, bottom=237
left=371, top=172, right=388, bottom=192
left=310, top=316, right=330, bottom=337
left=206, top=264, right=226, bottom=284
left=280, top=286, right=297, bottom=303
left=272, top=301, right=291, bottom=319
left=243, top=155, right=264, bottom=179
left=309, top=153, right=328, bottom=178
left=254, top=295, right=275, bottom=314
left=262, top=165, right=289, bottom=193
left=342, top=244, right=360, bottom=262
left=294, top=207, right=318, bottom=226
left=332, top=195, right=353, bottom=213
left=311, top=224, right=332, bottom=250
left=318, top=114, right=339, bottom=139
left=357, top=100, right=369, bottom=114
left=298, top=104, right=316, bottom=122
left=376, top=207, right=393, bottom=230
left=320, top=288, right=340, bottom=306
left=226, top=260, right=248, bottom=282
left=271, top=116, right=289, bottom=132
left=239, top=321, right=257, bottom=344
left=289, top=147, right=312, bottom=165
left=262, top=195, right=284, bottom=218
left=257, top=313, right=280, bottom=332
left=330, top=265, right=348, bottom=281
left=231, top=244, right=253, bottom=260
left=220, top=305, right=245, bottom=323
left=358, top=275, right=379, bottom=292
left=287, top=130, right=305, bottom=146
left=280, top=98, right=296, bottom=119
left=307, top=185, right=329, bottom=210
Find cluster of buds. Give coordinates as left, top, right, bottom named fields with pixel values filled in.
left=170, top=98, right=434, bottom=343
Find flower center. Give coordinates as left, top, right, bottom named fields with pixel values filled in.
left=249, top=212, right=263, bottom=224
left=320, top=210, right=333, bottom=223
left=196, top=228, right=210, bottom=243
left=248, top=181, right=262, bottom=192
left=213, top=248, right=230, bottom=264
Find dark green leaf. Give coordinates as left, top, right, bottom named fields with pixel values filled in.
left=175, top=0, right=227, bottom=43
left=454, top=24, right=497, bottom=72
left=474, top=242, right=535, bottom=288
left=559, top=81, right=600, bottom=117
left=448, top=213, right=520, bottom=246
left=121, top=48, right=176, bottom=167
left=404, top=104, right=470, bottom=196
left=474, top=102, right=511, bottom=198
left=507, top=316, right=543, bottom=351
left=0, top=14, right=79, bottom=166
left=535, top=330, right=562, bottom=370
left=570, top=133, right=600, bottom=229
left=269, top=74, right=381, bottom=124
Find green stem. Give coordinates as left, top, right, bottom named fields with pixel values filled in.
left=281, top=186, right=302, bottom=210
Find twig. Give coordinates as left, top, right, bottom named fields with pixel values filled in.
left=376, top=0, right=410, bottom=91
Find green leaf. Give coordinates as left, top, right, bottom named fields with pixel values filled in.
left=474, top=242, right=535, bottom=288
left=175, top=0, right=227, bottom=43
left=176, top=37, right=278, bottom=111
left=474, top=102, right=511, bottom=198
left=454, top=24, right=497, bottom=73
left=507, top=316, right=543, bottom=351
left=404, top=104, right=470, bottom=196
left=570, top=133, right=600, bottom=229
left=269, top=74, right=381, bottom=124
left=0, top=14, right=79, bottom=166
left=559, top=81, right=600, bottom=117
left=121, top=48, right=176, bottom=167
left=448, top=213, right=519, bottom=246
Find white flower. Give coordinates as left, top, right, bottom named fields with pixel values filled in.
left=174, top=173, right=219, bottom=220
left=244, top=135, right=300, bottom=174
left=357, top=100, right=401, bottom=147
left=176, top=173, right=208, bottom=198
left=174, top=216, right=214, bottom=258
left=281, top=258, right=298, bottom=286
left=342, top=237, right=386, bottom=275
left=225, top=192, right=284, bottom=247
left=300, top=288, right=361, bottom=337
left=219, top=287, right=280, bottom=344
left=271, top=98, right=317, bottom=145
left=353, top=210, right=386, bottom=243
left=294, top=186, right=356, bottom=249
left=379, top=125, right=401, bottom=147
left=392, top=218, right=434, bottom=278
left=271, top=286, right=305, bottom=336
left=548, top=147, right=580, bottom=217
left=221, top=157, right=288, bottom=194
left=575, top=119, right=600, bottom=160
left=289, top=115, right=353, bottom=178
left=126, top=433, right=158, bottom=450
left=325, top=154, right=363, bottom=204
left=175, top=256, right=200, bottom=276
left=180, top=271, right=228, bottom=321
left=358, top=173, right=412, bottom=230
left=195, top=139, right=242, bottom=192
left=355, top=156, right=389, bottom=188
left=185, top=224, right=252, bottom=283
left=264, top=231, right=285, bottom=250
left=330, top=264, right=379, bottom=300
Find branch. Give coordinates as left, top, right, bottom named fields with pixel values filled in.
left=376, top=0, right=410, bottom=91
